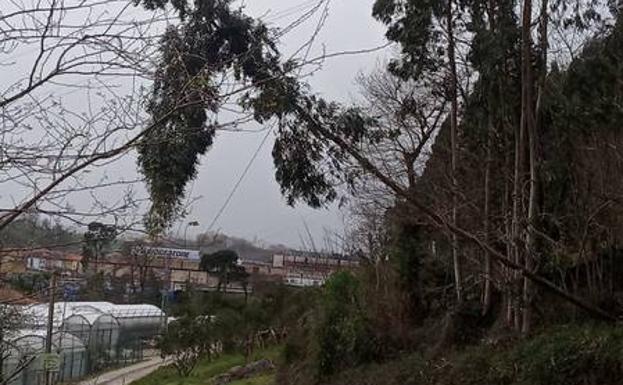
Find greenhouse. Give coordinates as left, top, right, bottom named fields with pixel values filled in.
left=109, top=304, right=165, bottom=362
left=61, top=311, right=120, bottom=370
left=51, top=331, right=87, bottom=382
left=111, top=304, right=164, bottom=340
left=3, top=301, right=164, bottom=383
left=2, top=330, right=47, bottom=385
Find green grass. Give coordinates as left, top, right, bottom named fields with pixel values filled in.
left=130, top=346, right=281, bottom=385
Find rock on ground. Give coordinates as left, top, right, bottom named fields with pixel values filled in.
left=213, top=359, right=275, bottom=385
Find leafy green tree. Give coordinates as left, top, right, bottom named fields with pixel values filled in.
left=200, top=249, right=244, bottom=292
left=314, top=271, right=377, bottom=380
left=130, top=0, right=620, bottom=324
left=158, top=314, right=215, bottom=377
left=134, top=0, right=283, bottom=234
left=213, top=300, right=270, bottom=362
left=82, top=222, right=116, bottom=273
left=230, top=265, right=251, bottom=300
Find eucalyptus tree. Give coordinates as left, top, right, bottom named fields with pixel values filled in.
left=134, top=0, right=619, bottom=323
left=371, top=0, right=467, bottom=304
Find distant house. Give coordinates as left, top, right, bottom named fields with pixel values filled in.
left=0, top=254, right=27, bottom=274
left=276, top=251, right=359, bottom=287
left=283, top=275, right=324, bottom=287
left=241, top=251, right=359, bottom=287
left=240, top=260, right=274, bottom=275
left=26, top=249, right=56, bottom=271
left=62, top=253, right=83, bottom=272
left=25, top=250, right=82, bottom=274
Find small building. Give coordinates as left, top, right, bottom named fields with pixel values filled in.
left=273, top=251, right=359, bottom=287
left=240, top=259, right=275, bottom=275
left=25, top=250, right=82, bottom=274
left=0, top=254, right=27, bottom=274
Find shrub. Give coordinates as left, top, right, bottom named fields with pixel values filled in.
left=512, top=325, right=623, bottom=385
left=313, top=271, right=378, bottom=380
left=158, top=314, right=215, bottom=377
left=439, top=324, right=623, bottom=385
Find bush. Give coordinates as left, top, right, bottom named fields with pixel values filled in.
left=304, top=323, right=623, bottom=385
left=439, top=324, right=623, bottom=385
left=158, top=314, right=216, bottom=377
left=512, top=325, right=623, bottom=385
left=313, top=271, right=379, bottom=380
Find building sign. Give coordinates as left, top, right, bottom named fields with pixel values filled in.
left=43, top=353, right=60, bottom=372
left=132, top=246, right=200, bottom=260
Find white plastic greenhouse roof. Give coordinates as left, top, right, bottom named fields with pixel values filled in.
left=56, top=301, right=163, bottom=317
left=109, top=304, right=164, bottom=318
left=4, top=330, right=86, bottom=352
left=63, top=311, right=118, bottom=326
left=66, top=301, right=115, bottom=312
left=51, top=331, right=86, bottom=350
left=11, top=329, right=48, bottom=339
left=8, top=329, right=47, bottom=352
left=15, top=301, right=164, bottom=329
left=65, top=301, right=115, bottom=313
left=21, top=304, right=66, bottom=328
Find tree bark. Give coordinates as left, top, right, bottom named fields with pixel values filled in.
left=293, top=103, right=617, bottom=324
left=483, top=112, right=493, bottom=315
left=482, top=0, right=496, bottom=317
left=512, top=100, right=526, bottom=330
left=522, top=0, right=547, bottom=335
left=520, top=0, right=536, bottom=334
left=447, top=0, right=463, bottom=305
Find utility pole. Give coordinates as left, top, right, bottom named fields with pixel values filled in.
left=160, top=287, right=168, bottom=332
left=44, top=272, right=57, bottom=385
left=184, top=221, right=199, bottom=248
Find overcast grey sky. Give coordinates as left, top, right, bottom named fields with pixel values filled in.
left=0, top=0, right=391, bottom=250
left=177, top=0, right=391, bottom=248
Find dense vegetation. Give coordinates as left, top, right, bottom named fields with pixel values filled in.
left=155, top=283, right=315, bottom=379
left=129, top=1, right=623, bottom=384
left=298, top=323, right=623, bottom=385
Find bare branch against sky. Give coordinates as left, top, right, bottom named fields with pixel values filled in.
left=0, top=0, right=390, bottom=248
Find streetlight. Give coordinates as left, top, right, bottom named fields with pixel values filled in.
left=184, top=221, right=200, bottom=248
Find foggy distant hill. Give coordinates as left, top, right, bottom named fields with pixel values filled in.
left=0, top=215, right=81, bottom=251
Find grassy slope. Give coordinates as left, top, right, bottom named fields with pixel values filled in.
left=320, top=324, right=623, bottom=385
left=131, top=346, right=281, bottom=385
left=134, top=324, right=623, bottom=385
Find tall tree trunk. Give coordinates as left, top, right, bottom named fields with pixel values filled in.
left=512, top=101, right=526, bottom=331
left=483, top=119, right=493, bottom=315
left=295, top=101, right=617, bottom=323
left=504, top=153, right=514, bottom=325
left=512, top=0, right=531, bottom=329
left=447, top=0, right=463, bottom=305
left=522, top=0, right=541, bottom=335
left=482, top=0, right=497, bottom=316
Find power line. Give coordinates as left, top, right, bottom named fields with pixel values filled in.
left=263, top=0, right=321, bottom=22
left=204, top=127, right=273, bottom=235
left=202, top=0, right=328, bottom=240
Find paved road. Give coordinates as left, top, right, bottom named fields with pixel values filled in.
left=77, top=356, right=171, bottom=385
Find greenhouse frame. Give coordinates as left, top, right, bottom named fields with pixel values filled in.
left=1, top=302, right=165, bottom=385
